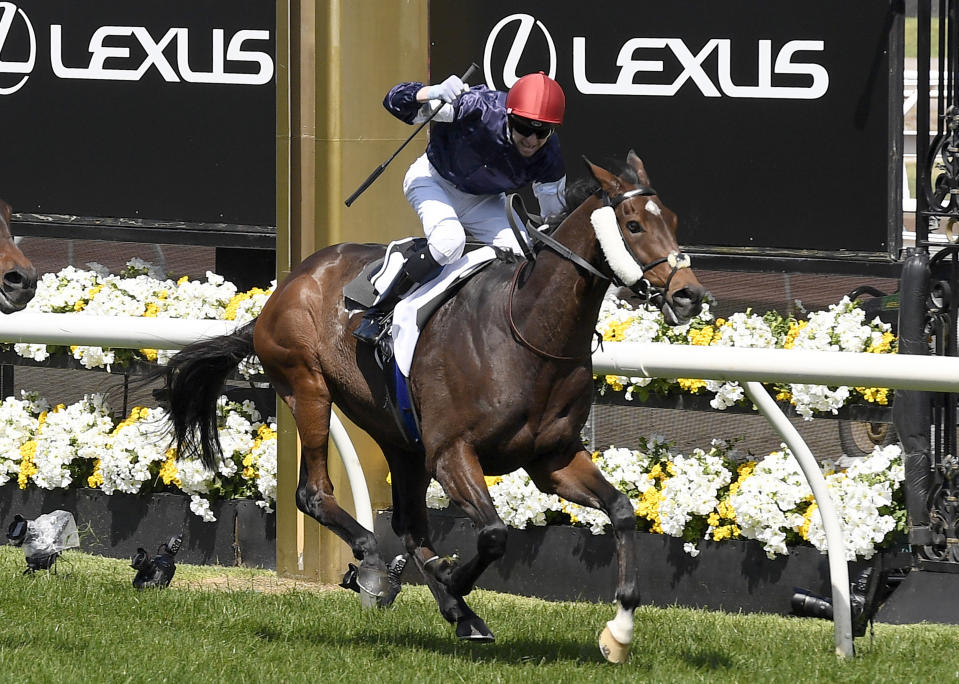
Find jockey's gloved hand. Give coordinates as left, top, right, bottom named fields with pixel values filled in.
left=427, top=75, right=468, bottom=104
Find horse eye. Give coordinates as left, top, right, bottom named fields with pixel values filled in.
left=626, top=220, right=644, bottom=234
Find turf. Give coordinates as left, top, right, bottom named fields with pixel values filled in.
left=0, top=547, right=956, bottom=683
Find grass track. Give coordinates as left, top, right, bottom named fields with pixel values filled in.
left=0, top=548, right=957, bottom=683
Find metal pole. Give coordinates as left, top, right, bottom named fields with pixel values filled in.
left=743, top=381, right=854, bottom=658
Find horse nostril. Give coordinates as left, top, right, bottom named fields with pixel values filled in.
left=672, top=286, right=704, bottom=315
left=4, top=267, right=37, bottom=291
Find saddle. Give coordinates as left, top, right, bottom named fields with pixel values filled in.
left=343, top=238, right=511, bottom=450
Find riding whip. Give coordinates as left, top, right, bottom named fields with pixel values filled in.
left=344, top=62, right=479, bottom=207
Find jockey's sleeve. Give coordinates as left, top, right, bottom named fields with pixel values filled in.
left=383, top=82, right=427, bottom=124
left=533, top=176, right=567, bottom=217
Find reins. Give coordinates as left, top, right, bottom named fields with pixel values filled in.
left=504, top=186, right=692, bottom=360
left=506, top=260, right=581, bottom=361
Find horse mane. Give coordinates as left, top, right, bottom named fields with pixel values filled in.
left=544, top=159, right=641, bottom=231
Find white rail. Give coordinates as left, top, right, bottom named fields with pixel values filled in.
left=0, top=312, right=376, bottom=530
left=591, top=342, right=959, bottom=658
left=9, top=313, right=959, bottom=655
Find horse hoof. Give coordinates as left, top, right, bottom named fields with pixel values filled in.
left=456, top=615, right=495, bottom=643
left=357, top=564, right=389, bottom=609
left=599, top=625, right=630, bottom=663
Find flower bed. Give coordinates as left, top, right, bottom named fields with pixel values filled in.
left=420, top=438, right=906, bottom=561
left=0, top=391, right=277, bottom=521
left=595, top=293, right=895, bottom=418
left=2, top=259, right=905, bottom=560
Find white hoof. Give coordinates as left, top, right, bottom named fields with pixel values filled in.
left=599, top=625, right=630, bottom=664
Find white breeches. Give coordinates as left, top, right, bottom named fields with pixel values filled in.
left=403, top=154, right=529, bottom=266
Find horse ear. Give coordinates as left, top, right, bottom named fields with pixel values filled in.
left=626, top=150, right=651, bottom=186
left=583, top=156, right=624, bottom=195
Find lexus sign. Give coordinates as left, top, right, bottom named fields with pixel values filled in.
left=0, top=1, right=275, bottom=227
left=434, top=1, right=902, bottom=260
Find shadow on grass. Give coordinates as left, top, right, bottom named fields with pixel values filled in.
left=244, top=618, right=734, bottom=673
left=246, top=620, right=603, bottom=664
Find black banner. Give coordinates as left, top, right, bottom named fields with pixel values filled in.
left=0, top=1, right=275, bottom=226
left=430, top=1, right=902, bottom=257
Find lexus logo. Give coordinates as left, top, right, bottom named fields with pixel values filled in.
left=483, top=13, right=556, bottom=90
left=0, top=2, right=35, bottom=95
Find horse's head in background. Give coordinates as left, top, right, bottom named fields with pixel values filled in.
left=579, top=150, right=704, bottom=324
left=0, top=199, right=37, bottom=313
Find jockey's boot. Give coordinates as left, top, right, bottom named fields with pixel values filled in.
left=353, top=245, right=442, bottom=344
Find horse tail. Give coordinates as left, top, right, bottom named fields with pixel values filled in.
left=157, top=319, right=258, bottom=471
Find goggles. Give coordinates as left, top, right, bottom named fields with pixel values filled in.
left=509, top=115, right=554, bottom=140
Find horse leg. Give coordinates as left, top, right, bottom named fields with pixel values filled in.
left=385, top=448, right=493, bottom=641
left=275, top=373, right=390, bottom=605
left=408, top=443, right=508, bottom=640
left=526, top=448, right=640, bottom=664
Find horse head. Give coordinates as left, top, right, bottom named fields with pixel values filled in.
left=583, top=151, right=704, bottom=325
left=0, top=200, right=37, bottom=313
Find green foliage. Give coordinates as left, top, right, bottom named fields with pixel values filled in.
left=1, top=548, right=957, bottom=683
left=905, top=17, right=939, bottom=60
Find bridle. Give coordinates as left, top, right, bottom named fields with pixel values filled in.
left=505, top=185, right=692, bottom=360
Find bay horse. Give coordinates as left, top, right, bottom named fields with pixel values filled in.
left=158, top=151, right=704, bottom=663
left=0, top=199, right=37, bottom=312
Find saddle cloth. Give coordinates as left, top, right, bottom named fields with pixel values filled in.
left=391, top=245, right=497, bottom=376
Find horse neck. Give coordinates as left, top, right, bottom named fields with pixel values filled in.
left=514, top=199, right=610, bottom=356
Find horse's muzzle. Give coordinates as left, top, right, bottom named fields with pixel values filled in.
left=0, top=265, right=38, bottom=312
left=663, top=284, right=705, bottom=326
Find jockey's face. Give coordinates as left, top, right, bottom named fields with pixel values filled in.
left=509, top=116, right=554, bottom=158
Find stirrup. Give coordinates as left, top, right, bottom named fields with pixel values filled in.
left=353, top=313, right=385, bottom=344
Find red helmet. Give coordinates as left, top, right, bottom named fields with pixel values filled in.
left=506, top=72, right=565, bottom=125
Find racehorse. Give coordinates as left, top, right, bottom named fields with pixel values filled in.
left=0, top=199, right=37, bottom=312
left=157, top=151, right=705, bottom=663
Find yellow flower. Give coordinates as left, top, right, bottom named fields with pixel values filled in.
left=605, top=375, right=624, bottom=392
left=159, top=451, right=181, bottom=487
left=242, top=454, right=254, bottom=467
left=867, top=331, right=896, bottom=354
left=17, top=440, right=37, bottom=489
left=783, top=320, right=807, bottom=349
left=717, top=500, right=737, bottom=521
left=678, top=377, right=706, bottom=393
left=798, top=501, right=818, bottom=540
left=242, top=466, right=257, bottom=480
left=687, top=326, right=714, bottom=346
left=88, top=459, right=104, bottom=488
left=602, top=319, right=633, bottom=342
left=484, top=475, right=502, bottom=487
left=224, top=287, right=269, bottom=321
left=143, top=302, right=160, bottom=317
left=140, top=349, right=158, bottom=362
left=177, top=275, right=190, bottom=285
left=856, top=386, right=889, bottom=405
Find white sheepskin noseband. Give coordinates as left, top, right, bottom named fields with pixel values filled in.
left=590, top=205, right=645, bottom=286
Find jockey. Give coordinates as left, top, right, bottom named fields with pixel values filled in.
left=353, top=71, right=567, bottom=344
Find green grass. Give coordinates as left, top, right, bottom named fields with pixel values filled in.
left=1, top=548, right=958, bottom=683
left=905, top=17, right=939, bottom=60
